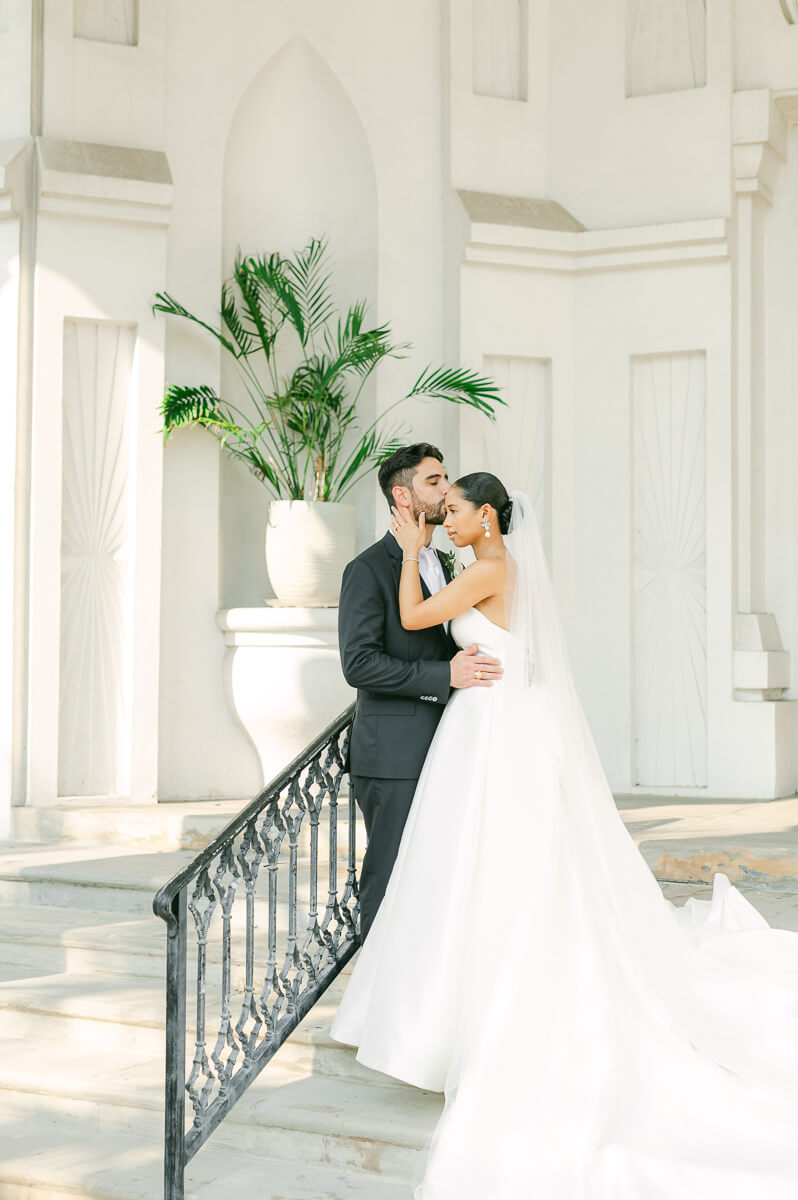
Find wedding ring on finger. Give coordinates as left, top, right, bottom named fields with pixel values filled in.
left=476, top=670, right=482, bottom=680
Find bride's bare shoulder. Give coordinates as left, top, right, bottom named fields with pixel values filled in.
left=462, top=557, right=507, bottom=580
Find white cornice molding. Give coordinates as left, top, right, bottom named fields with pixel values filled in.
left=774, top=88, right=798, bottom=123
left=0, top=137, right=33, bottom=219
left=458, top=190, right=586, bottom=232
left=464, top=217, right=729, bottom=274
left=36, top=138, right=173, bottom=227
left=732, top=90, right=788, bottom=204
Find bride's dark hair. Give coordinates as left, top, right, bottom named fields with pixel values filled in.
left=453, top=472, right=513, bottom=534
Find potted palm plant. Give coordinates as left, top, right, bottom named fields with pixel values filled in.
left=154, top=237, right=504, bottom=605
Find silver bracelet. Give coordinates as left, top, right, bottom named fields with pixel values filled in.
left=402, top=557, right=419, bottom=565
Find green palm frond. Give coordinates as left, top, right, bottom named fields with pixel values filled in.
left=284, top=237, right=336, bottom=343
left=245, top=252, right=306, bottom=345
left=152, top=293, right=238, bottom=358
left=407, top=364, right=506, bottom=418
left=160, top=384, right=228, bottom=432
left=322, top=303, right=404, bottom=384
left=220, top=282, right=255, bottom=358
left=233, top=251, right=284, bottom=361
left=329, top=425, right=407, bottom=500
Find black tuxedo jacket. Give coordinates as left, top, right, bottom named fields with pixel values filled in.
left=338, top=532, right=458, bottom=780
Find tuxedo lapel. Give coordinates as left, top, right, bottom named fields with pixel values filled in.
left=382, top=534, right=450, bottom=646
left=382, top=530, right=432, bottom=599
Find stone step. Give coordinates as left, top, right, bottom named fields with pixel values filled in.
left=7, top=795, right=357, bottom=852
left=0, top=1105, right=413, bottom=1200
left=0, top=1041, right=438, bottom=1181
left=0, top=959, right=389, bottom=1089
left=8, top=801, right=247, bottom=851
left=0, top=900, right=354, bottom=983
left=0, top=904, right=168, bottom=979
left=0, top=842, right=359, bottom=916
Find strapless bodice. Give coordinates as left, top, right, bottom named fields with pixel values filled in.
left=449, top=606, right=528, bottom=687
left=450, top=606, right=518, bottom=656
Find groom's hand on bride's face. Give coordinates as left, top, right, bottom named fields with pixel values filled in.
left=450, top=644, right=503, bottom=689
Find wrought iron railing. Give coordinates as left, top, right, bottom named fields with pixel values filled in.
left=152, top=703, right=358, bottom=1199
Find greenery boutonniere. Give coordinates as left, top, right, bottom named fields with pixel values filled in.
left=443, top=549, right=463, bottom=579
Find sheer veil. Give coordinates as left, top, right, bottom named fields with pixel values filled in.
left=505, top=488, right=626, bottom=798
left=502, top=487, right=798, bottom=1087
left=502, top=487, right=660, bottom=902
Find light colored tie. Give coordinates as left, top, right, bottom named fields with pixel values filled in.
left=418, top=545, right=448, bottom=633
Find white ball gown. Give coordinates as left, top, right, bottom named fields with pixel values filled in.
left=331, top=602, right=798, bottom=1199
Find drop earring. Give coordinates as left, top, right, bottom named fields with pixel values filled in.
left=481, top=515, right=491, bottom=538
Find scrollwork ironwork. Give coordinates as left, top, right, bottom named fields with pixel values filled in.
left=153, top=705, right=357, bottom=1198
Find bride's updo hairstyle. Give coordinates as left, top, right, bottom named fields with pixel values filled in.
left=453, top=472, right=513, bottom=534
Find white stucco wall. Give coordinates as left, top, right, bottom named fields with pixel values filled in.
left=4, top=0, right=798, bottom=826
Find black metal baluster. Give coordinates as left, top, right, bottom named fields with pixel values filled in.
left=163, top=888, right=186, bottom=1200
left=210, top=847, right=240, bottom=1095
left=235, top=821, right=264, bottom=1062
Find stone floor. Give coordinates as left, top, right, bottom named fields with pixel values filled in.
left=617, top=792, right=798, bottom=890
left=2, top=791, right=798, bottom=1197
left=660, top=879, right=798, bottom=929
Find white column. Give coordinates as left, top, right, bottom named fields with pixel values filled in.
left=0, top=141, right=27, bottom=837
left=25, top=138, right=172, bottom=805
left=731, top=90, right=789, bottom=701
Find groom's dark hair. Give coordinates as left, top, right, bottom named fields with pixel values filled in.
left=378, top=442, right=444, bottom=509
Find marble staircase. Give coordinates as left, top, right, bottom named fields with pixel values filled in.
left=0, top=803, right=440, bottom=1199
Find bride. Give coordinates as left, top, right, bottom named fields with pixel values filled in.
left=331, top=471, right=798, bottom=1199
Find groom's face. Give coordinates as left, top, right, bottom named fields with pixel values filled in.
left=398, top=457, right=449, bottom=525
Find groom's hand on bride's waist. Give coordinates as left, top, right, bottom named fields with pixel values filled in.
left=450, top=644, right=503, bottom=689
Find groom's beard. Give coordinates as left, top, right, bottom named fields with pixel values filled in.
left=411, top=496, right=446, bottom=525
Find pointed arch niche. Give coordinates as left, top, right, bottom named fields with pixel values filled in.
left=221, top=37, right=378, bottom=604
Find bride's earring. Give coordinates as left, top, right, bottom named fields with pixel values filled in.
left=481, top=514, right=491, bottom=538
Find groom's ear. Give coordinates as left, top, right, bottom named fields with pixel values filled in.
left=391, top=484, right=412, bottom=510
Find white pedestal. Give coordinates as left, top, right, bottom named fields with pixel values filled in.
left=216, top=607, right=354, bottom=787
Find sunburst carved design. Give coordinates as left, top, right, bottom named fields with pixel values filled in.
left=472, top=0, right=527, bottom=101
left=74, top=0, right=138, bottom=46
left=479, top=355, right=550, bottom=551
left=632, top=351, right=707, bottom=787
left=58, top=320, right=136, bottom=797
left=627, top=0, right=707, bottom=97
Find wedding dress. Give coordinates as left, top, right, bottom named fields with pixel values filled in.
left=331, top=492, right=798, bottom=1199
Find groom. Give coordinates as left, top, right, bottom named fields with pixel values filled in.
left=338, top=442, right=503, bottom=939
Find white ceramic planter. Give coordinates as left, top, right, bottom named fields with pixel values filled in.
left=265, top=500, right=356, bottom=607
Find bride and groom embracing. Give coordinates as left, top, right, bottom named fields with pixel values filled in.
left=333, top=442, right=798, bottom=1198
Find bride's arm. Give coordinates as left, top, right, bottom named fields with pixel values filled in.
left=393, top=505, right=503, bottom=630
left=399, top=558, right=503, bottom=630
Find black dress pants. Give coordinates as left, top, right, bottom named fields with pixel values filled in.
left=351, top=775, right=417, bottom=941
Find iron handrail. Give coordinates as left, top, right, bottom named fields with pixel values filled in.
left=153, top=702, right=358, bottom=1199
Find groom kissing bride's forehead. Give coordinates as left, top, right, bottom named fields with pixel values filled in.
left=376, top=442, right=450, bottom=526
left=337, top=441, right=505, bottom=940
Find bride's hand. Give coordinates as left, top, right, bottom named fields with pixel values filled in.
left=391, top=505, right=426, bottom=557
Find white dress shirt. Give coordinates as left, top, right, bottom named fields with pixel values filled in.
left=392, top=532, right=449, bottom=633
